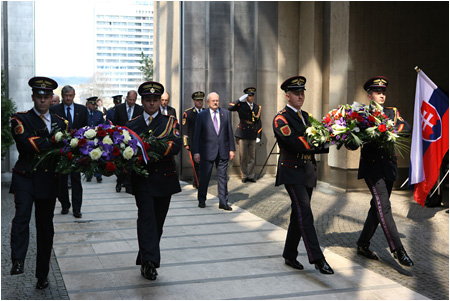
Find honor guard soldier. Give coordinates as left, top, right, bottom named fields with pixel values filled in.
left=355, top=76, right=414, bottom=266
left=126, top=81, right=182, bottom=280
left=86, top=96, right=105, bottom=182
left=228, top=87, right=262, bottom=183
left=182, top=91, right=205, bottom=188
left=106, top=94, right=123, bottom=123
left=9, top=77, right=68, bottom=289
left=273, top=76, right=334, bottom=274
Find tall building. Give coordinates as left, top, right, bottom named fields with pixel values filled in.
left=94, top=1, right=153, bottom=105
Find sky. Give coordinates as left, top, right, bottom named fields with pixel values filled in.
left=35, top=1, right=95, bottom=78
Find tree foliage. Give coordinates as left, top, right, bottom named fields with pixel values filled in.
left=138, top=51, right=153, bottom=81
left=1, top=70, right=17, bottom=159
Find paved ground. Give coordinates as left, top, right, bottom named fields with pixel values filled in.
left=1, top=174, right=448, bottom=299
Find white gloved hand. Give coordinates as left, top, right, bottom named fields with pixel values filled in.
left=256, top=138, right=261, bottom=143
left=239, top=94, right=248, bottom=102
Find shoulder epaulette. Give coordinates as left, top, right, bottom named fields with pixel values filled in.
left=16, top=111, right=28, bottom=114
left=127, top=115, right=142, bottom=123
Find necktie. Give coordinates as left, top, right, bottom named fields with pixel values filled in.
left=298, top=111, right=306, bottom=125
left=127, top=106, right=132, bottom=120
left=66, top=107, right=73, bottom=128
left=213, top=111, right=219, bottom=135
left=40, top=114, right=49, bottom=132
left=147, top=116, right=153, bottom=126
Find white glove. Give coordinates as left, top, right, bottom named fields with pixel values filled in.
left=256, top=138, right=261, bottom=143
left=239, top=94, right=248, bottom=102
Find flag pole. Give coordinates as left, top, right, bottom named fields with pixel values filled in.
left=414, top=66, right=421, bottom=73
left=429, top=170, right=450, bottom=198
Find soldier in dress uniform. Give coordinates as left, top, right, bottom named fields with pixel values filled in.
left=182, top=91, right=205, bottom=188
left=126, top=81, right=182, bottom=280
left=273, top=76, right=334, bottom=275
left=228, top=87, right=262, bottom=183
left=9, top=76, right=68, bottom=289
left=355, top=76, right=414, bottom=266
left=86, top=96, right=104, bottom=182
left=106, top=94, right=122, bottom=123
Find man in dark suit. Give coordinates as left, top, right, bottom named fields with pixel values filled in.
left=106, top=94, right=122, bottom=123
left=86, top=96, right=105, bottom=183
left=273, top=76, right=333, bottom=275
left=355, top=76, right=413, bottom=266
left=9, top=77, right=68, bottom=289
left=182, top=91, right=205, bottom=188
left=193, top=92, right=236, bottom=211
left=112, top=90, right=143, bottom=193
left=50, top=85, right=88, bottom=218
left=228, top=87, right=262, bottom=183
left=160, top=91, right=177, bottom=119
left=126, top=81, right=182, bottom=281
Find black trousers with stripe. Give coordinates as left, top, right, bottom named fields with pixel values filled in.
left=357, top=178, right=403, bottom=252
left=282, top=184, right=324, bottom=264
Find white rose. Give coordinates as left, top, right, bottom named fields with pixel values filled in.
left=70, top=138, right=79, bottom=148
left=102, top=136, right=113, bottom=145
left=94, top=138, right=99, bottom=146
left=84, top=129, right=96, bottom=139
left=122, top=130, right=131, bottom=143
left=89, top=148, right=102, bottom=161
left=120, top=143, right=125, bottom=149
left=54, top=132, right=64, bottom=142
left=122, top=146, right=135, bottom=160
left=352, top=127, right=360, bottom=133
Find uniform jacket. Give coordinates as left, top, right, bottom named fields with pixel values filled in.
left=87, top=109, right=104, bottom=127
left=50, top=102, right=88, bottom=130
left=181, top=107, right=203, bottom=148
left=9, top=109, right=68, bottom=199
left=193, top=108, right=236, bottom=161
left=358, top=106, right=411, bottom=181
left=161, top=105, right=177, bottom=120
left=106, top=106, right=118, bottom=123
left=228, top=99, right=262, bottom=140
left=113, top=103, right=144, bottom=126
left=273, top=106, right=329, bottom=188
left=126, top=113, right=182, bottom=197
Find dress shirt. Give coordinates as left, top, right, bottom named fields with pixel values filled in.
left=286, top=104, right=306, bottom=125
left=33, top=108, right=51, bottom=132
left=143, top=111, right=159, bottom=126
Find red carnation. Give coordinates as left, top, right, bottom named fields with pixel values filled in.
left=97, top=129, right=107, bottom=138
left=105, top=162, right=116, bottom=172
left=78, top=138, right=87, bottom=146
left=368, top=115, right=376, bottom=123
left=67, top=152, right=73, bottom=160
left=52, top=135, right=56, bottom=143
left=378, top=124, right=387, bottom=132
left=138, top=155, right=143, bottom=164
left=356, top=116, right=364, bottom=122
left=107, top=129, right=115, bottom=134
left=324, top=116, right=332, bottom=123
left=60, top=149, right=64, bottom=156
left=351, top=112, right=359, bottom=119
left=144, top=142, right=150, bottom=151
left=112, top=147, right=121, bottom=156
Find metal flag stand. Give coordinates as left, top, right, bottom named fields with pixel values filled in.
left=257, top=141, right=278, bottom=179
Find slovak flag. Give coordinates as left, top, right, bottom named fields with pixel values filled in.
left=409, top=70, right=449, bottom=206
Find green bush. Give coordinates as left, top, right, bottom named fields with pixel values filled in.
left=1, top=70, right=17, bottom=159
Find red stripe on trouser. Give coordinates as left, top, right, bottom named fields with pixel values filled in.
left=368, top=179, right=396, bottom=250
left=287, top=185, right=314, bottom=262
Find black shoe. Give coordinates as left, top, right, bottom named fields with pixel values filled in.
left=86, top=178, right=92, bottom=182
left=284, top=258, right=304, bottom=270
left=393, top=247, right=414, bottom=266
left=36, top=278, right=49, bottom=289
left=247, top=178, right=256, bottom=183
left=125, top=187, right=133, bottom=195
left=357, top=246, right=379, bottom=260
left=314, top=259, right=334, bottom=274
left=116, top=183, right=122, bottom=192
left=10, top=260, right=24, bottom=275
left=141, top=261, right=157, bottom=280
left=198, top=202, right=206, bottom=208
left=73, top=212, right=82, bottom=218
left=219, top=204, right=232, bottom=211
left=96, top=177, right=102, bottom=183
left=61, top=208, right=69, bottom=215
left=242, top=178, right=248, bottom=183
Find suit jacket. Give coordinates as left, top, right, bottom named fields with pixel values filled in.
left=50, top=103, right=88, bottom=130
left=161, top=105, right=177, bottom=120
left=9, top=109, right=68, bottom=198
left=358, top=106, right=411, bottom=181
left=273, top=106, right=329, bottom=188
left=113, top=103, right=144, bottom=126
left=127, top=113, right=182, bottom=197
left=193, top=108, right=236, bottom=161
left=106, top=106, right=118, bottom=123
left=228, top=99, right=262, bottom=140
left=181, top=107, right=203, bottom=148
left=87, top=109, right=104, bottom=127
